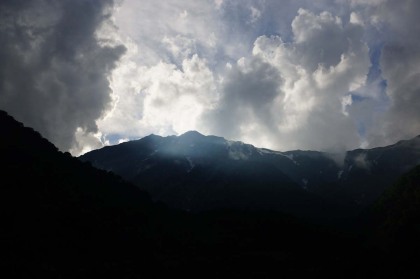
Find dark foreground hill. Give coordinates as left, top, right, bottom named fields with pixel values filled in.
left=2, top=110, right=420, bottom=278
left=366, top=165, right=420, bottom=273
left=0, top=110, right=161, bottom=277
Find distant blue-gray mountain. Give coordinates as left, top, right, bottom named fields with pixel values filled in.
left=80, top=131, right=420, bottom=220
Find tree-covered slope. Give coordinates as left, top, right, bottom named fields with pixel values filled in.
left=0, top=110, right=170, bottom=277
left=370, top=165, right=420, bottom=262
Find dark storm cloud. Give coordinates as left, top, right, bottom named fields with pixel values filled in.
left=0, top=0, right=125, bottom=151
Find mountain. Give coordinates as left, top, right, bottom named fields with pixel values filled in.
left=357, top=164, right=420, bottom=277
left=0, top=110, right=369, bottom=277
left=80, top=131, right=420, bottom=216
left=3, top=109, right=419, bottom=277
left=370, top=165, right=420, bottom=254
left=81, top=131, right=349, bottom=222
left=329, top=137, right=420, bottom=208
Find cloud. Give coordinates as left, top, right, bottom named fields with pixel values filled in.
left=95, top=0, right=225, bottom=145
left=98, top=52, right=218, bottom=139
left=351, top=0, right=420, bottom=147
left=98, top=2, right=374, bottom=153
left=100, top=1, right=403, bottom=154
left=353, top=153, right=371, bottom=170
left=114, top=0, right=224, bottom=66
left=202, top=56, right=283, bottom=146
left=3, top=0, right=419, bottom=155
left=249, top=6, right=262, bottom=24
left=203, top=9, right=369, bottom=151
left=0, top=0, right=125, bottom=153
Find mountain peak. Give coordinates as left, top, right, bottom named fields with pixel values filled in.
left=179, top=130, right=205, bottom=138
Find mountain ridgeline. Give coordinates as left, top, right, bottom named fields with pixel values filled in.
left=2, top=109, right=420, bottom=278
left=81, top=130, right=420, bottom=219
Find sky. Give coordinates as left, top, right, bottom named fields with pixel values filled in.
left=1, top=0, right=420, bottom=155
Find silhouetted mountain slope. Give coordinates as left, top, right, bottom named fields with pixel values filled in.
left=0, top=110, right=166, bottom=277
